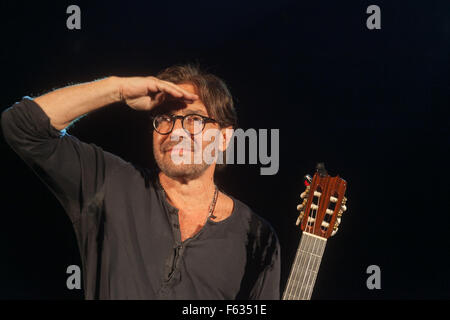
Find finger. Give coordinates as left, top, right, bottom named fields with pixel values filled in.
left=160, top=80, right=199, bottom=101
left=163, top=94, right=194, bottom=105
left=155, top=81, right=185, bottom=98
left=129, top=96, right=152, bottom=110
left=145, top=77, right=181, bottom=97
left=150, top=91, right=166, bottom=103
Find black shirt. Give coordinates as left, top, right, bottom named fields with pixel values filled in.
left=1, top=98, right=281, bottom=300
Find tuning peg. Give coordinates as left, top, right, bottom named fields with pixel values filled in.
left=333, top=218, right=341, bottom=230
left=296, top=198, right=308, bottom=211
left=331, top=217, right=341, bottom=236
left=341, top=204, right=347, bottom=212
left=296, top=209, right=306, bottom=225
left=331, top=228, right=339, bottom=237
left=295, top=212, right=304, bottom=226
left=300, top=189, right=309, bottom=199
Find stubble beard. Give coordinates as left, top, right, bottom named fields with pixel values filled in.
left=153, top=144, right=211, bottom=180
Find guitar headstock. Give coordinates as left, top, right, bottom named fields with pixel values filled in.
left=296, top=163, right=348, bottom=239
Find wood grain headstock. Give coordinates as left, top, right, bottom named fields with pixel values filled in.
left=296, top=163, right=348, bottom=239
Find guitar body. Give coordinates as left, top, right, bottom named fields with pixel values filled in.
left=283, top=163, right=348, bottom=300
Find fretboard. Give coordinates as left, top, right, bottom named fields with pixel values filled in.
left=282, top=232, right=327, bottom=300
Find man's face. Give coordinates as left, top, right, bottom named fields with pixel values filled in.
left=152, top=83, right=220, bottom=180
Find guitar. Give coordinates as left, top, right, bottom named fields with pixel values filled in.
left=282, top=163, right=348, bottom=300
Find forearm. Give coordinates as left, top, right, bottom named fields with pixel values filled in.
left=34, top=76, right=121, bottom=130
left=1, top=97, right=113, bottom=223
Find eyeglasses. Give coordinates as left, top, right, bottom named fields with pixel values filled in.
left=152, top=113, right=218, bottom=135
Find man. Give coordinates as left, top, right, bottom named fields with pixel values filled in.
left=1, top=64, right=280, bottom=299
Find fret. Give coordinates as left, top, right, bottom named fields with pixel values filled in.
left=298, top=250, right=322, bottom=258
left=282, top=233, right=327, bottom=300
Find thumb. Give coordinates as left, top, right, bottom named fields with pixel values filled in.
left=129, top=96, right=153, bottom=110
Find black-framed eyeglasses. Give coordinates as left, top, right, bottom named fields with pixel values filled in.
left=152, top=113, right=218, bottom=135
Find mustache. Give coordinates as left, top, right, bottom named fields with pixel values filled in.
left=161, top=139, right=198, bottom=152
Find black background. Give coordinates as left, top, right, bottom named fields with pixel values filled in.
left=0, top=0, right=449, bottom=300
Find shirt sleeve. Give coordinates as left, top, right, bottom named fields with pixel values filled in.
left=1, top=97, right=121, bottom=224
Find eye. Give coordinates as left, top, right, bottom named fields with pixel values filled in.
left=185, top=114, right=204, bottom=124
left=157, top=114, right=172, bottom=123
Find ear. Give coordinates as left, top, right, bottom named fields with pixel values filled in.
left=219, top=127, right=234, bottom=152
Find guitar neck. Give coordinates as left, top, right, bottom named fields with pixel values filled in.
left=282, top=232, right=327, bottom=300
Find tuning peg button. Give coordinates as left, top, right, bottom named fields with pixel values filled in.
left=297, top=198, right=308, bottom=210
left=333, top=217, right=341, bottom=229
left=296, top=210, right=306, bottom=225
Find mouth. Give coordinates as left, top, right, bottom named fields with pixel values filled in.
left=166, top=147, right=192, bottom=155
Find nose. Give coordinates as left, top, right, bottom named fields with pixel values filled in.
left=172, top=117, right=184, bottom=131
left=168, top=117, right=190, bottom=141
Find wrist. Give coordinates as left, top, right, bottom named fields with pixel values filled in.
left=107, top=76, right=123, bottom=104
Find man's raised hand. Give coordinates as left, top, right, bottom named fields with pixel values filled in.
left=118, top=76, right=199, bottom=111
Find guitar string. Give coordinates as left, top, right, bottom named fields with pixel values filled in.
left=302, top=189, right=325, bottom=299
left=290, top=195, right=313, bottom=299
left=306, top=238, right=322, bottom=299
left=304, top=185, right=336, bottom=299
left=303, top=240, right=316, bottom=300
left=283, top=214, right=303, bottom=299
left=305, top=183, right=341, bottom=299
left=295, top=208, right=317, bottom=299
left=298, top=190, right=321, bottom=299
left=299, top=236, right=315, bottom=300
left=303, top=236, right=324, bottom=299
left=285, top=184, right=327, bottom=300
left=294, top=193, right=318, bottom=300
left=294, top=234, right=311, bottom=299
left=283, top=238, right=302, bottom=299
left=299, top=234, right=318, bottom=299
left=293, top=195, right=319, bottom=300
left=304, top=183, right=336, bottom=299
left=283, top=190, right=306, bottom=300
left=290, top=230, right=311, bottom=299
left=285, top=188, right=314, bottom=300
left=286, top=227, right=309, bottom=299
left=286, top=228, right=306, bottom=299
left=305, top=239, right=326, bottom=299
